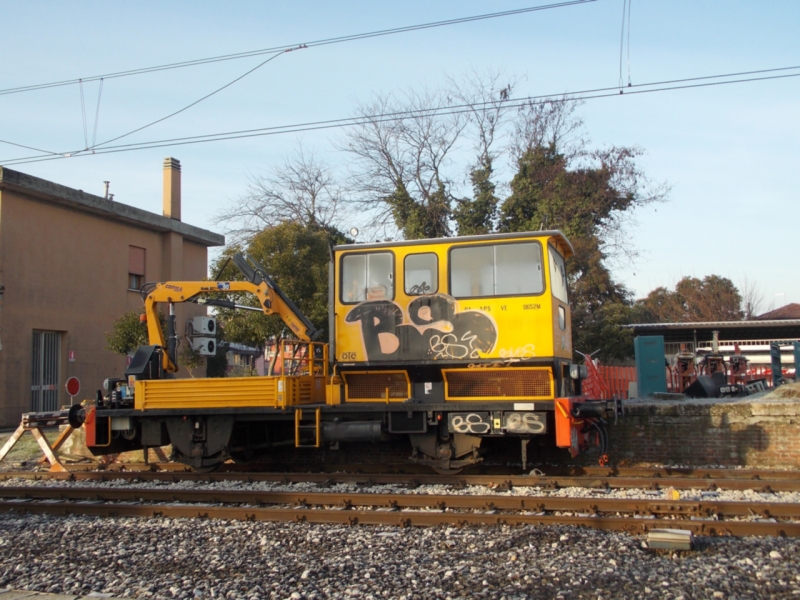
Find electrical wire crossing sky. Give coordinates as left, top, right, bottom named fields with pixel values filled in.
left=1, top=0, right=798, bottom=309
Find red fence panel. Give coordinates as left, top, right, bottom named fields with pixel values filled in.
left=597, top=365, right=637, bottom=399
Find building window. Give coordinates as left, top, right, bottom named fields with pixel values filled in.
left=128, top=246, right=146, bottom=291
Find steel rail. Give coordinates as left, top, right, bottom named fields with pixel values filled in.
left=56, top=463, right=800, bottom=482
left=1, top=499, right=797, bottom=538
left=0, top=486, right=798, bottom=520
left=3, top=470, right=799, bottom=492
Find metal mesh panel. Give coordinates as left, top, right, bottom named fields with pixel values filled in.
left=344, top=372, right=409, bottom=401
left=444, top=368, right=553, bottom=400
left=31, top=331, right=60, bottom=412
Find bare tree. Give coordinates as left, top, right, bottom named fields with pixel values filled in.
left=739, top=276, right=765, bottom=320
left=340, top=88, right=469, bottom=239
left=216, top=146, right=349, bottom=245
left=447, top=69, right=519, bottom=235
left=447, top=68, right=518, bottom=167
left=510, top=96, right=586, bottom=161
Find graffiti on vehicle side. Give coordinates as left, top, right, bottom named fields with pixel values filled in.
left=503, top=412, right=547, bottom=434
left=448, top=412, right=492, bottom=434
left=498, top=344, right=537, bottom=359
left=344, top=294, right=497, bottom=361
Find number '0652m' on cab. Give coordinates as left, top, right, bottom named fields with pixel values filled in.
left=67, top=230, right=621, bottom=473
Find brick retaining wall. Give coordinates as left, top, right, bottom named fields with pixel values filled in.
left=603, top=399, right=800, bottom=468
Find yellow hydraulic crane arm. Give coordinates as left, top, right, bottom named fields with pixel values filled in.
left=141, top=252, right=320, bottom=373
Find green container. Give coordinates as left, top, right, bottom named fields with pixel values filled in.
left=634, top=335, right=667, bottom=397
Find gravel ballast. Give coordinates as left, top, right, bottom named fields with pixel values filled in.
left=0, top=512, right=799, bottom=599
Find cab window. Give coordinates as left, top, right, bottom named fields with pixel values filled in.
left=548, top=245, right=569, bottom=303
left=404, top=253, right=438, bottom=295
left=450, top=242, right=544, bottom=298
left=340, top=252, right=394, bottom=303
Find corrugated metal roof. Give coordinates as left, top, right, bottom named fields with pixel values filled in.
left=627, top=320, right=800, bottom=344
left=629, top=320, right=800, bottom=329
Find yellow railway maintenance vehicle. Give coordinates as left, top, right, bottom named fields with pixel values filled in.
left=69, top=230, right=621, bottom=473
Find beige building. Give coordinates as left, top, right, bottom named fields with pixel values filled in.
left=0, top=158, right=224, bottom=426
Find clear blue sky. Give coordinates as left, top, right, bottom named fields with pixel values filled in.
left=1, top=1, right=798, bottom=312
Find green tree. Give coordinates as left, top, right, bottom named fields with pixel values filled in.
left=212, top=221, right=347, bottom=347
left=637, top=276, right=744, bottom=322
left=496, top=99, right=667, bottom=361
left=453, top=156, right=499, bottom=236
left=105, top=310, right=163, bottom=356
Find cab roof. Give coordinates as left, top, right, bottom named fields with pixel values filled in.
left=334, top=230, right=574, bottom=259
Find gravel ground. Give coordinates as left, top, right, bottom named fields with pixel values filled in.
left=0, top=512, right=799, bottom=600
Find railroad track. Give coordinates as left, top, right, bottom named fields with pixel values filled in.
left=0, top=484, right=798, bottom=537
left=53, top=462, right=800, bottom=481
left=2, top=467, right=800, bottom=492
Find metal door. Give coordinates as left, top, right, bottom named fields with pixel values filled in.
left=31, top=331, right=61, bottom=412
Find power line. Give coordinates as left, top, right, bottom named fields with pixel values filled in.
left=92, top=48, right=295, bottom=149
left=2, top=66, right=798, bottom=166
left=0, top=139, right=61, bottom=156
left=0, top=0, right=594, bottom=159
left=0, top=1, right=594, bottom=97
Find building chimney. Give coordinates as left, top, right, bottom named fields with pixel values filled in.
left=162, top=157, right=181, bottom=221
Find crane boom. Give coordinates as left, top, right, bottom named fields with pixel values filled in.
left=141, top=252, right=320, bottom=373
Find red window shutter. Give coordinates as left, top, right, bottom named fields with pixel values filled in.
left=129, top=246, right=146, bottom=276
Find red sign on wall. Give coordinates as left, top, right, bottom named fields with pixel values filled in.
left=68, top=350, right=76, bottom=362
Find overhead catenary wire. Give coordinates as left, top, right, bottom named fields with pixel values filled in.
left=0, top=1, right=595, bottom=97
left=91, top=48, right=295, bottom=149
left=618, top=0, right=633, bottom=89
left=79, top=80, right=88, bottom=149
left=2, top=65, right=798, bottom=167
left=0, top=139, right=62, bottom=156
left=0, top=0, right=594, bottom=158
left=626, top=0, right=632, bottom=86
left=91, top=79, right=104, bottom=148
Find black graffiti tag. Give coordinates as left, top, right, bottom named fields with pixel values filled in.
left=345, top=294, right=497, bottom=361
